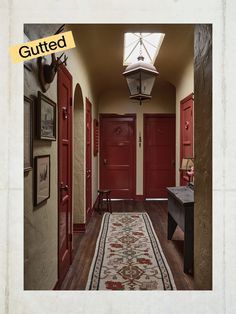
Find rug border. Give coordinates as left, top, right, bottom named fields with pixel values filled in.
left=142, top=212, right=177, bottom=290
left=85, top=213, right=110, bottom=290
left=86, top=212, right=176, bottom=290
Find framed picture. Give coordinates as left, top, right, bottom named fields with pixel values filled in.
left=24, top=96, right=33, bottom=172
left=34, top=155, right=50, bottom=206
left=37, top=91, right=56, bottom=140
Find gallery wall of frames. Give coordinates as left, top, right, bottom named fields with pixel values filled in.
left=24, top=91, right=56, bottom=205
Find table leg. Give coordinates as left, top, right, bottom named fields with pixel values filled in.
left=183, top=211, right=194, bottom=274
left=97, top=192, right=103, bottom=214
left=168, top=213, right=177, bottom=240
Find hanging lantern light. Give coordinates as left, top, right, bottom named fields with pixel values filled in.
left=123, top=35, right=159, bottom=105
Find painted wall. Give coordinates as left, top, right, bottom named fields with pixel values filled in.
left=175, top=54, right=194, bottom=185
left=24, top=55, right=58, bottom=290
left=98, top=81, right=176, bottom=195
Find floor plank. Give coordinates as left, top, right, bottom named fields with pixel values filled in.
left=60, top=200, right=194, bottom=290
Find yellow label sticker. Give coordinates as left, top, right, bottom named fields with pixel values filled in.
left=10, top=31, right=76, bottom=63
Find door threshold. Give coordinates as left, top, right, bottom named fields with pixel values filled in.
left=145, top=198, right=168, bottom=201
left=110, top=198, right=134, bottom=201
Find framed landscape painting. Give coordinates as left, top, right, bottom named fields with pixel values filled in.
left=34, top=155, right=50, bottom=206
left=37, top=91, right=56, bottom=140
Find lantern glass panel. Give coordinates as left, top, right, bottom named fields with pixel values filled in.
left=126, top=72, right=140, bottom=96
left=140, top=71, right=156, bottom=95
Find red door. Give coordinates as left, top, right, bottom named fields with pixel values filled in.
left=144, top=114, right=175, bottom=198
left=180, top=94, right=194, bottom=185
left=100, top=114, right=136, bottom=199
left=86, top=98, right=92, bottom=219
left=58, top=65, right=72, bottom=284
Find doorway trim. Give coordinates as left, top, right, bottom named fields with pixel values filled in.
left=85, top=97, right=93, bottom=221
left=143, top=113, right=176, bottom=199
left=180, top=93, right=194, bottom=185
left=99, top=113, right=136, bottom=199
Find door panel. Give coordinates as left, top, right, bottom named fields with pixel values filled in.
left=144, top=115, right=175, bottom=198
left=180, top=94, right=194, bottom=185
left=58, top=65, right=72, bottom=284
left=100, top=115, right=136, bottom=199
left=86, top=98, right=92, bottom=219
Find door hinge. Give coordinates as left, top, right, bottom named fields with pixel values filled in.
left=69, top=233, right=72, bottom=242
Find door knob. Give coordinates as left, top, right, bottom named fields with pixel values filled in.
left=60, top=182, right=69, bottom=191
left=103, top=159, right=107, bottom=165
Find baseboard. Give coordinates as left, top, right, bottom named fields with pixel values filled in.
left=135, top=195, right=145, bottom=201
left=73, top=223, right=86, bottom=234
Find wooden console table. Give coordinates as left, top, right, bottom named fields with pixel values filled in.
left=167, top=186, right=194, bottom=274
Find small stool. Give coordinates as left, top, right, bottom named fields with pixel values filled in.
left=96, top=189, right=112, bottom=213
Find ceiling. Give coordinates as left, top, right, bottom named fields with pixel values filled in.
left=70, top=24, right=194, bottom=98
left=24, top=24, right=194, bottom=98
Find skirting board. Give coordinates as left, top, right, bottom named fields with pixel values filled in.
left=73, top=223, right=86, bottom=234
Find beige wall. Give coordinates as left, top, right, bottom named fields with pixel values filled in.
left=175, top=55, right=194, bottom=185
left=98, top=81, right=176, bottom=195
left=24, top=55, right=58, bottom=290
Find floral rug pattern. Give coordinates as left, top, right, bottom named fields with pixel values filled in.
left=86, top=212, right=176, bottom=290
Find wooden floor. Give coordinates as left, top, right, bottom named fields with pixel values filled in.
left=61, top=200, right=194, bottom=290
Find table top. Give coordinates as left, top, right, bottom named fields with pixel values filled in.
left=167, top=186, right=194, bottom=205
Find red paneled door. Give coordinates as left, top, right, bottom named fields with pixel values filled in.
left=57, top=65, right=72, bottom=285
left=100, top=114, right=136, bottom=199
left=180, top=93, right=194, bottom=185
left=144, top=114, right=175, bottom=198
left=86, top=98, right=92, bottom=219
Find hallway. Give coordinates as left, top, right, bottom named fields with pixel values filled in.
left=23, top=23, right=212, bottom=291
left=61, top=200, right=194, bottom=290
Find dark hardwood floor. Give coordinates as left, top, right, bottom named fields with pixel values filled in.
left=61, top=200, right=194, bottom=290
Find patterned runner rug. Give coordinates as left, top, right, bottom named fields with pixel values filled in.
left=86, top=212, right=176, bottom=290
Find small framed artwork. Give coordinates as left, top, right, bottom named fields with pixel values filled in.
left=34, top=155, right=50, bottom=206
left=24, top=96, right=33, bottom=172
left=37, top=91, right=56, bottom=140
